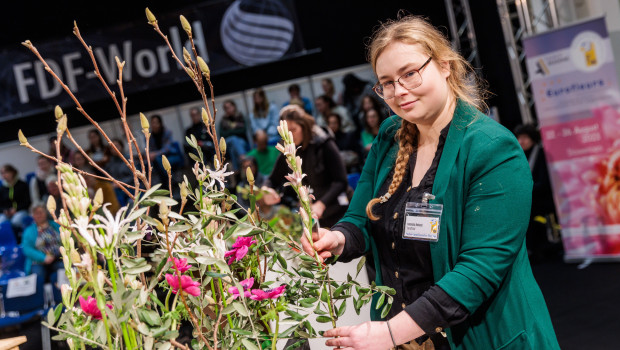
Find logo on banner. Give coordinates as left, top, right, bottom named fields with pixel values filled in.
left=570, top=30, right=606, bottom=72
left=220, top=0, right=295, bottom=66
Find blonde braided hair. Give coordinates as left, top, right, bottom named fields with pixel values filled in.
left=366, top=121, right=417, bottom=220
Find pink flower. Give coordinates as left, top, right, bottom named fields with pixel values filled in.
left=227, top=277, right=254, bottom=299
left=224, top=236, right=256, bottom=264
left=79, top=296, right=112, bottom=320
left=250, top=285, right=286, bottom=301
left=168, top=257, right=191, bottom=273
left=165, top=274, right=201, bottom=296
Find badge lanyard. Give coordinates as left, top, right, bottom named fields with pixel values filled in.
left=402, top=193, right=443, bottom=242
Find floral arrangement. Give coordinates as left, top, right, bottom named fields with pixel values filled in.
left=16, top=9, right=394, bottom=350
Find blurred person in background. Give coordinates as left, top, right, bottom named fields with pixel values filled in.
left=149, top=114, right=184, bottom=188
left=86, top=129, right=110, bottom=169
left=0, top=164, right=31, bottom=239
left=246, top=130, right=281, bottom=177
left=21, top=203, right=63, bottom=288
left=321, top=78, right=342, bottom=105
left=361, top=107, right=385, bottom=153
left=514, top=124, right=561, bottom=262
left=357, top=94, right=388, bottom=133
left=220, top=100, right=250, bottom=171
left=184, top=106, right=216, bottom=165
left=73, top=152, right=120, bottom=213
left=342, top=73, right=375, bottom=123
left=104, top=138, right=134, bottom=207
left=43, top=175, right=62, bottom=217
left=263, top=105, right=349, bottom=227
left=48, top=135, right=73, bottom=164
left=249, top=88, right=280, bottom=145
left=315, top=95, right=355, bottom=133
left=283, top=83, right=313, bottom=115
left=29, top=156, right=55, bottom=204
left=326, top=112, right=361, bottom=172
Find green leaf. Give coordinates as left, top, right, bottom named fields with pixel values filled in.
left=315, top=315, right=332, bottom=323
left=381, top=303, right=391, bottom=319
left=299, top=297, right=318, bottom=308
left=298, top=270, right=314, bottom=279
left=241, top=339, right=261, bottom=350
left=46, top=307, right=55, bottom=326
left=333, top=284, right=347, bottom=298
left=138, top=309, right=162, bottom=327
left=285, top=309, right=305, bottom=321
left=232, top=302, right=248, bottom=317
left=337, top=300, right=347, bottom=317
left=231, top=328, right=254, bottom=336
left=375, top=292, right=386, bottom=310
left=356, top=256, right=366, bottom=277
left=276, top=253, right=287, bottom=269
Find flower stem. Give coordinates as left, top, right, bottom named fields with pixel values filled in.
left=271, top=304, right=279, bottom=350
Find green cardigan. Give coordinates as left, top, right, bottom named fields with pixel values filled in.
left=338, top=100, right=560, bottom=349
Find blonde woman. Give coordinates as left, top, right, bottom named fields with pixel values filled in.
left=302, top=16, right=560, bottom=350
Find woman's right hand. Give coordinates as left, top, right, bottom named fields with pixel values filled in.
left=261, top=187, right=281, bottom=206
left=301, top=228, right=346, bottom=262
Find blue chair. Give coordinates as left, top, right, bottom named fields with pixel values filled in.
left=0, top=221, right=17, bottom=247
left=347, top=173, right=361, bottom=190
left=0, top=246, right=25, bottom=274
left=25, top=172, right=36, bottom=187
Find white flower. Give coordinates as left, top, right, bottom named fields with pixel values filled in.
left=93, top=204, right=130, bottom=249
left=74, top=253, right=92, bottom=270
left=71, top=216, right=97, bottom=247
left=206, top=162, right=234, bottom=190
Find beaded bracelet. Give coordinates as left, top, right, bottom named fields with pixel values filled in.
left=386, top=320, right=397, bottom=348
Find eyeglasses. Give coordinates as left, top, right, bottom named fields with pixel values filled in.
left=373, top=57, right=432, bottom=99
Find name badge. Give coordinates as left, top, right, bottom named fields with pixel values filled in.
left=402, top=194, right=442, bottom=242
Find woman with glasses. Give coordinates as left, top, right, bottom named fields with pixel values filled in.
left=302, top=16, right=560, bottom=350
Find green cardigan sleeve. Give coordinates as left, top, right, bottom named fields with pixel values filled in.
left=436, top=132, right=533, bottom=314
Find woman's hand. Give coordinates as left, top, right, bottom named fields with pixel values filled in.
left=301, top=227, right=345, bottom=262
left=324, top=321, right=393, bottom=350
left=44, top=254, right=55, bottom=265
left=311, top=200, right=326, bottom=219
left=260, top=187, right=281, bottom=206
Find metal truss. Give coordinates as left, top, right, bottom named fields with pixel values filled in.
left=496, top=0, right=562, bottom=124
left=445, top=0, right=482, bottom=70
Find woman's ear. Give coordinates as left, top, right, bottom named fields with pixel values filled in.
left=439, top=60, right=451, bottom=78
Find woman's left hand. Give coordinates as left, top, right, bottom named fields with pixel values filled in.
left=324, top=321, right=393, bottom=350
left=311, top=200, right=326, bottom=219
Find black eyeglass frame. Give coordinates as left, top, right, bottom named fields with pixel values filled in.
left=373, top=57, right=433, bottom=99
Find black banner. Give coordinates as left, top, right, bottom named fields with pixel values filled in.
left=0, top=0, right=304, bottom=122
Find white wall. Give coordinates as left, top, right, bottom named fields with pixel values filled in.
left=1, top=64, right=374, bottom=179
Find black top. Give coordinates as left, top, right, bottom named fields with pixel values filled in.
left=332, top=123, right=467, bottom=346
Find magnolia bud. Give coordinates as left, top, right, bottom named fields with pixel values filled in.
left=162, top=155, right=171, bottom=173
left=155, top=219, right=165, bottom=232
left=158, top=202, right=169, bottom=221
left=57, top=115, right=67, bottom=136
left=18, top=130, right=28, bottom=146
left=246, top=167, right=254, bottom=184
left=197, top=56, right=210, bottom=78
left=47, top=195, right=57, bottom=216
left=140, top=112, right=149, bottom=130
left=201, top=108, right=210, bottom=125
left=182, top=47, right=192, bottom=65
left=93, top=188, right=103, bottom=211
left=180, top=15, right=192, bottom=35
left=22, top=40, right=33, bottom=48
left=145, top=8, right=157, bottom=25
left=185, top=67, right=195, bottom=79
left=55, top=105, right=63, bottom=120
left=180, top=182, right=188, bottom=201
left=219, top=137, right=226, bottom=155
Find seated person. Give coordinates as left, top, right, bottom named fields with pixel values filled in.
left=0, top=164, right=31, bottom=239
left=315, top=95, right=355, bottom=133
left=249, top=88, right=280, bottom=145
left=220, top=100, right=250, bottom=171
left=246, top=130, right=281, bottom=177
left=104, top=138, right=134, bottom=207
left=29, top=156, right=55, bottom=204
left=184, top=107, right=215, bottom=165
left=72, top=152, right=120, bottom=214
left=326, top=113, right=361, bottom=172
left=149, top=114, right=184, bottom=188
left=282, top=83, right=313, bottom=115
left=21, top=203, right=64, bottom=291
left=48, top=136, right=74, bottom=163
left=361, top=107, right=384, bottom=152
